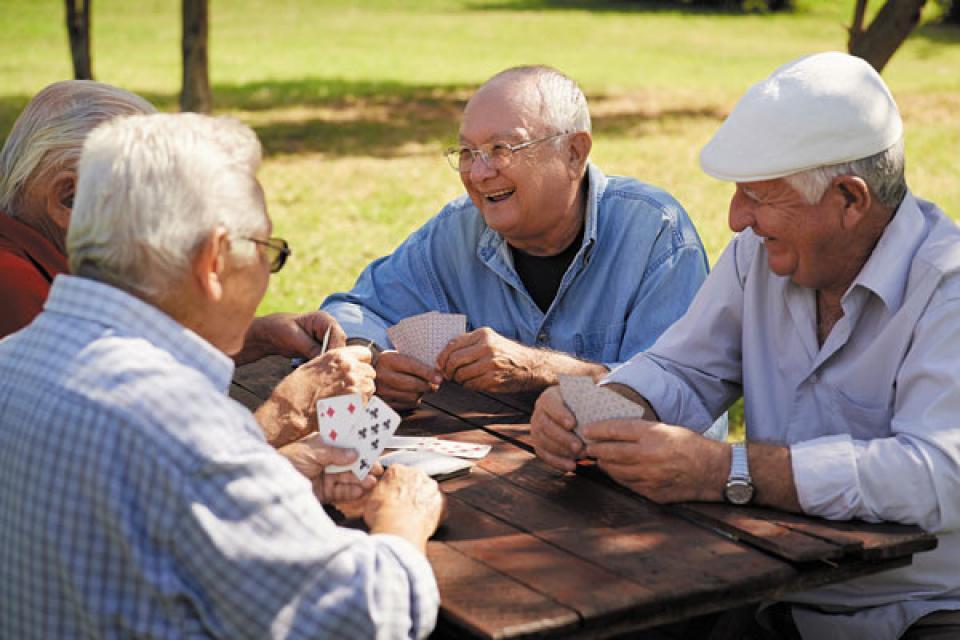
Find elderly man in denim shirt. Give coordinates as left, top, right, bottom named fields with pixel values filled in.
left=322, top=65, right=711, bottom=411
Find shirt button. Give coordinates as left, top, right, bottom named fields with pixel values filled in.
left=537, top=331, right=549, bottom=343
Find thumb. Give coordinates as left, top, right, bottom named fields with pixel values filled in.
left=314, top=444, right=359, bottom=467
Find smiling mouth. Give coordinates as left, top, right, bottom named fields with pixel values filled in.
left=483, top=188, right=515, bottom=203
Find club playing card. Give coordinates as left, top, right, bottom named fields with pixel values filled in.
left=558, top=375, right=646, bottom=442
left=421, top=439, right=492, bottom=460
left=340, top=395, right=402, bottom=480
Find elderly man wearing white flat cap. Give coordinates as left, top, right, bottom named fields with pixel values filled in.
left=530, top=51, right=960, bottom=639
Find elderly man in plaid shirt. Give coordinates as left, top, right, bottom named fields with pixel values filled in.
left=0, top=113, right=444, bottom=639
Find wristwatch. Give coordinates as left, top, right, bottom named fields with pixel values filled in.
left=346, top=337, right=383, bottom=366
left=724, top=442, right=754, bottom=505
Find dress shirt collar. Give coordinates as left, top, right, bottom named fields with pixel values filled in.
left=847, top=191, right=925, bottom=313
left=0, top=212, right=69, bottom=281
left=43, top=274, right=235, bottom=392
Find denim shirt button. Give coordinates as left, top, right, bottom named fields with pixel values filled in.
left=537, top=331, right=548, bottom=343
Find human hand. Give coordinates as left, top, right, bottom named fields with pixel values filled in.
left=236, top=311, right=347, bottom=365
left=437, top=327, right=545, bottom=392
left=363, top=464, right=446, bottom=554
left=375, top=350, right=442, bottom=410
left=255, top=345, right=375, bottom=447
left=278, top=436, right=381, bottom=503
left=530, top=385, right=585, bottom=472
left=582, top=420, right=726, bottom=504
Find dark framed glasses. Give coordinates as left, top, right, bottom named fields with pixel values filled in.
left=246, top=236, right=291, bottom=273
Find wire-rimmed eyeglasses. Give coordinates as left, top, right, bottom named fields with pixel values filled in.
left=246, top=236, right=291, bottom=273
left=444, top=132, right=568, bottom=173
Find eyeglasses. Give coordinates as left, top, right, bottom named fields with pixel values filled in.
left=445, top=132, right=568, bottom=173
left=246, top=236, right=291, bottom=273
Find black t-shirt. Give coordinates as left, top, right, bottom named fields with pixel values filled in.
left=510, top=224, right=585, bottom=313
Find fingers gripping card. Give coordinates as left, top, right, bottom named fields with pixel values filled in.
left=558, top=375, right=646, bottom=441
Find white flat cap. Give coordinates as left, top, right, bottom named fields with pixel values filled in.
left=700, top=51, right=903, bottom=182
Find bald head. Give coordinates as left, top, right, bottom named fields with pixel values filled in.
left=467, top=65, right=591, bottom=138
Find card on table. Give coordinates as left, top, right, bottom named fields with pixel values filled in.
left=420, top=439, right=492, bottom=460
left=558, top=375, right=646, bottom=442
left=380, top=449, right=473, bottom=481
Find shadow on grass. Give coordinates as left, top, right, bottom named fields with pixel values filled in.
left=466, top=0, right=780, bottom=14
left=0, top=75, right=727, bottom=159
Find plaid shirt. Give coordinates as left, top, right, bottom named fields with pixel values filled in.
left=0, top=275, right=438, bottom=639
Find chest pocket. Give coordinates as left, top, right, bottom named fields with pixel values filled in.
left=824, top=382, right=894, bottom=440
left=574, top=322, right=626, bottom=362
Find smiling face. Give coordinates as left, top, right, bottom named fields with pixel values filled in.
left=458, top=78, right=587, bottom=254
left=728, top=178, right=866, bottom=295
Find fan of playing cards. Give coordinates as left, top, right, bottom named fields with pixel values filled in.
left=387, top=311, right=467, bottom=366
left=558, top=375, right=647, bottom=442
left=309, top=394, right=403, bottom=480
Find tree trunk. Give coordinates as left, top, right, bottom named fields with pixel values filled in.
left=65, top=0, right=93, bottom=80
left=848, top=0, right=927, bottom=72
left=180, top=0, right=211, bottom=113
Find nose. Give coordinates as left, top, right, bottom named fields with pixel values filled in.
left=728, top=193, right=756, bottom=233
left=467, top=153, right=497, bottom=183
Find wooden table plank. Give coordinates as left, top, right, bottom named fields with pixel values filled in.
left=676, top=503, right=937, bottom=563
left=428, top=542, right=580, bottom=640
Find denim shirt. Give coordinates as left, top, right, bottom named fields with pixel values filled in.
left=322, top=164, right=710, bottom=369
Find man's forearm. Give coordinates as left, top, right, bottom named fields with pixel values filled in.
left=533, top=350, right=609, bottom=388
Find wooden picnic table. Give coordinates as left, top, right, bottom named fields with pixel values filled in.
left=231, top=356, right=937, bottom=640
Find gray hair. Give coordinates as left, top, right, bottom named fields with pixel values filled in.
left=485, top=65, right=592, bottom=135
left=785, top=138, right=907, bottom=208
left=69, top=113, right=266, bottom=298
left=0, top=80, right=156, bottom=217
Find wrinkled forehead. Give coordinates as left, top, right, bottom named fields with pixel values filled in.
left=459, top=78, right=546, bottom=144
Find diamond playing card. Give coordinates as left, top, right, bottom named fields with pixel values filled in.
left=558, top=375, right=646, bottom=442
left=316, top=393, right=364, bottom=473
left=421, top=439, right=492, bottom=460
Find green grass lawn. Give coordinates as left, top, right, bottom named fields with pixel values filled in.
left=3, top=0, right=959, bottom=436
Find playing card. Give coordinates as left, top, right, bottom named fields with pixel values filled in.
left=387, top=311, right=466, bottom=367
left=340, top=396, right=402, bottom=480
left=380, top=449, right=473, bottom=480
left=558, top=375, right=646, bottom=442
left=316, top=393, right=364, bottom=473
left=386, top=435, right=438, bottom=449
left=421, top=439, right=492, bottom=460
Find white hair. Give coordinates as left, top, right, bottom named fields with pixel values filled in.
left=486, top=65, right=592, bottom=136
left=0, top=80, right=156, bottom=217
left=68, top=113, right=265, bottom=298
left=785, top=138, right=907, bottom=208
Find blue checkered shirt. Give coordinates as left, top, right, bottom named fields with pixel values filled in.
left=0, top=275, right=439, bottom=639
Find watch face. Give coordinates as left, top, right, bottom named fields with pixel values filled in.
left=725, top=479, right=754, bottom=505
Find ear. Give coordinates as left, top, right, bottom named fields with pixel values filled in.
left=191, top=226, right=231, bottom=303
left=45, top=170, right=76, bottom=230
left=832, top=175, right=872, bottom=231
left=565, top=131, right=592, bottom=179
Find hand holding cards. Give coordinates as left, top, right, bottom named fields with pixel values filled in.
left=387, top=311, right=466, bottom=367
left=315, top=393, right=402, bottom=479
left=558, top=375, right=646, bottom=442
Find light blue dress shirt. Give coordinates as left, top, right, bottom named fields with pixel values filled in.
left=607, top=193, right=960, bottom=640
left=322, top=164, right=711, bottom=369
left=0, top=275, right=438, bottom=639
